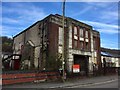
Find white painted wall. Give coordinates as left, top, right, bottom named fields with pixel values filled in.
left=101, top=56, right=120, bottom=67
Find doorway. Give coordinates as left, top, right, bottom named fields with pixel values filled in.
left=74, top=54, right=89, bottom=76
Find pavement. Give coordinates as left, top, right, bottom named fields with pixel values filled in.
left=2, top=74, right=119, bottom=89
left=0, top=78, right=1, bottom=85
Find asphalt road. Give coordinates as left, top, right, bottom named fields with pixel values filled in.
left=85, top=79, right=118, bottom=88
left=2, top=75, right=119, bottom=89
left=65, top=78, right=118, bottom=88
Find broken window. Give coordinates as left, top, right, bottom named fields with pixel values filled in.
left=80, top=41, right=84, bottom=50
left=85, top=42, right=89, bottom=50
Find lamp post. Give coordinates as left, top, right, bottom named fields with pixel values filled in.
left=62, top=0, right=66, bottom=82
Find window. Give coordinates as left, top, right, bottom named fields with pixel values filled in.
left=74, top=26, right=77, bottom=35
left=79, top=28, right=84, bottom=37
left=93, top=37, right=97, bottom=50
left=80, top=41, right=84, bottom=50
left=59, top=27, right=63, bottom=45
left=74, top=26, right=78, bottom=40
left=74, top=40, right=78, bottom=49
left=85, top=30, right=88, bottom=38
left=85, top=42, right=89, bottom=50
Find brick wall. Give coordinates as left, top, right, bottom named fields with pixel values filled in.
left=2, top=71, right=60, bottom=85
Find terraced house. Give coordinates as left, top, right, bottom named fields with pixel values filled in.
left=13, top=14, right=101, bottom=76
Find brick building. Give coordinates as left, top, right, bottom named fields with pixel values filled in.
left=13, top=14, right=101, bottom=75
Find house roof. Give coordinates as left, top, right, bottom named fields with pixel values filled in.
left=101, top=52, right=113, bottom=57
left=101, top=47, right=120, bottom=58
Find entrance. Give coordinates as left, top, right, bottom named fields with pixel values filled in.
left=74, top=55, right=89, bottom=76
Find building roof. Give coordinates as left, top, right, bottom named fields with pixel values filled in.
left=13, top=14, right=97, bottom=39
left=13, top=14, right=53, bottom=38
left=101, top=52, right=113, bottom=57
left=101, top=47, right=120, bottom=58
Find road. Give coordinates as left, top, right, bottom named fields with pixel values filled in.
left=2, top=75, right=119, bottom=89
left=65, top=78, right=118, bottom=88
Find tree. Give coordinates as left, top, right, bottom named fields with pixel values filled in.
left=1, top=36, right=13, bottom=53
left=46, top=53, right=62, bottom=71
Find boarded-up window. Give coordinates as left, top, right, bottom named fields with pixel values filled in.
left=59, top=27, right=63, bottom=45
left=79, top=28, right=84, bottom=37
left=80, top=41, right=84, bottom=50
left=85, top=30, right=88, bottom=38
left=93, top=37, right=97, bottom=50
left=74, top=26, right=77, bottom=35
left=74, top=26, right=78, bottom=40
left=74, top=40, right=78, bottom=49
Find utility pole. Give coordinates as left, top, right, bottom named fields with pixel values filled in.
left=62, top=0, right=66, bottom=82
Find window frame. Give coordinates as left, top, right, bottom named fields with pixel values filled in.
left=79, top=28, right=84, bottom=38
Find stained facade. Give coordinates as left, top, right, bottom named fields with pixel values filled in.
left=13, top=14, right=101, bottom=75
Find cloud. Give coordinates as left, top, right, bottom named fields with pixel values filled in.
left=83, top=20, right=118, bottom=29
left=2, top=3, right=47, bottom=24
left=86, top=2, right=115, bottom=8
left=101, top=38, right=118, bottom=49
left=101, top=42, right=118, bottom=49
left=100, top=11, right=118, bottom=21
left=2, top=0, right=120, bottom=2
left=70, top=6, right=93, bottom=17
left=67, top=2, right=118, bottom=25
left=2, top=25, right=25, bottom=36
left=2, top=17, right=19, bottom=24
left=2, top=3, right=48, bottom=36
left=97, top=29, right=118, bottom=34
left=81, top=20, right=118, bottom=34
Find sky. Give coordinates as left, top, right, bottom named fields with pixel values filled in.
left=1, top=1, right=119, bottom=49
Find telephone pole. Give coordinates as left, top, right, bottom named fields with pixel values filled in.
left=62, top=0, right=66, bottom=82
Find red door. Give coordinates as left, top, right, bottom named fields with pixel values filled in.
left=14, top=60, right=20, bottom=70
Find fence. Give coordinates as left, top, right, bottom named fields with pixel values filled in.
left=101, top=67, right=118, bottom=75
